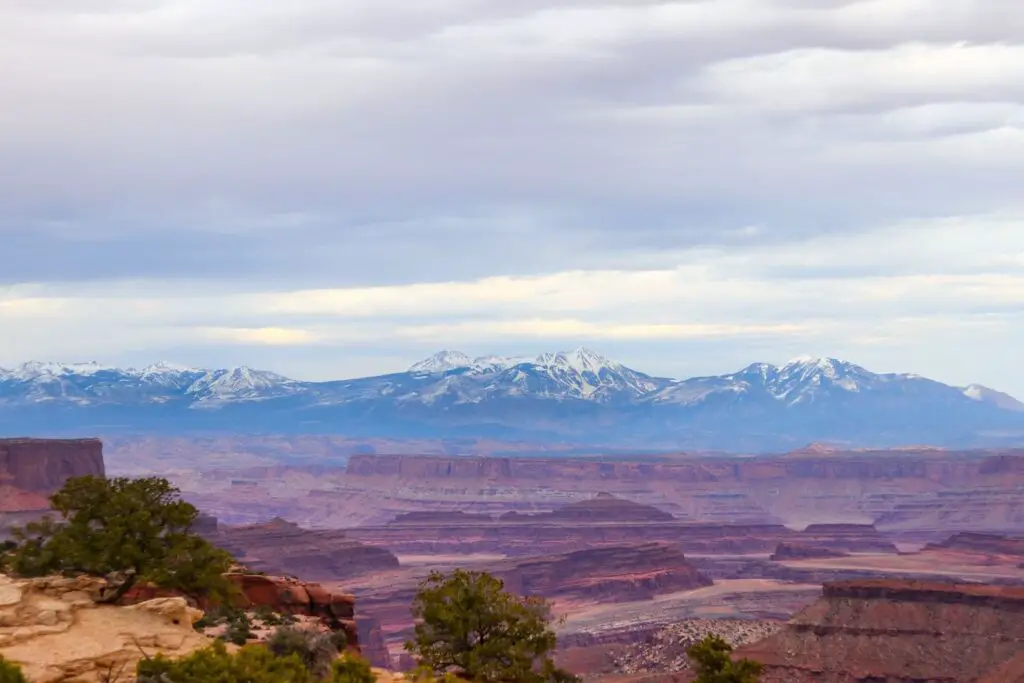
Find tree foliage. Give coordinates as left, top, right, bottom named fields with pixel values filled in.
left=687, top=635, right=763, bottom=683
left=0, top=475, right=236, bottom=604
left=405, top=569, right=578, bottom=683
left=0, top=657, right=27, bottom=683
left=267, top=626, right=344, bottom=679
left=330, top=654, right=377, bottom=683
left=137, top=641, right=314, bottom=683
left=136, top=641, right=376, bottom=683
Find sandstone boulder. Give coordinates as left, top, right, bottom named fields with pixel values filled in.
left=0, top=573, right=209, bottom=683
left=225, top=573, right=358, bottom=647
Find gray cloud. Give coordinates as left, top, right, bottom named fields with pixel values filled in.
left=1, top=0, right=1023, bottom=392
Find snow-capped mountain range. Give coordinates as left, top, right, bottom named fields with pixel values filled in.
left=2, top=348, right=1023, bottom=451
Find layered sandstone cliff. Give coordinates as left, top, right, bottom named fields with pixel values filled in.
left=204, top=517, right=400, bottom=581
left=0, top=438, right=104, bottom=512
left=739, top=579, right=1024, bottom=682
left=796, top=523, right=898, bottom=553
left=926, top=531, right=1024, bottom=557
left=347, top=494, right=798, bottom=556
left=345, top=451, right=1024, bottom=485
left=0, top=573, right=209, bottom=683
left=497, top=542, right=713, bottom=602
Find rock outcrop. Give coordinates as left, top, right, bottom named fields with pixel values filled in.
left=124, top=572, right=361, bottom=651
left=347, top=494, right=799, bottom=557
left=0, top=573, right=209, bottom=683
left=739, top=579, right=1024, bottom=682
left=0, top=438, right=104, bottom=512
left=926, top=531, right=1024, bottom=557
left=502, top=493, right=676, bottom=523
left=796, top=523, right=898, bottom=553
left=228, top=573, right=360, bottom=648
left=497, top=543, right=713, bottom=602
left=203, top=517, right=400, bottom=581
left=356, top=616, right=393, bottom=670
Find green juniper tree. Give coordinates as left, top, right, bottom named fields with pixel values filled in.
left=0, top=475, right=235, bottom=604
left=687, top=635, right=763, bottom=683
left=405, top=569, right=578, bottom=683
left=0, top=657, right=27, bottom=683
left=137, top=641, right=376, bottom=683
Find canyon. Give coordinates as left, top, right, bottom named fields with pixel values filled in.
left=9, top=437, right=1024, bottom=679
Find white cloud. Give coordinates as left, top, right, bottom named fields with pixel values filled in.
left=0, top=0, right=1023, bottom=394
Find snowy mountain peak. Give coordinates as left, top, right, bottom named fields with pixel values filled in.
left=4, top=361, right=117, bottom=381
left=410, top=348, right=622, bottom=377
left=780, top=356, right=865, bottom=382
left=963, top=384, right=1024, bottom=412
left=535, top=347, right=619, bottom=374
left=185, top=366, right=297, bottom=402
left=784, top=356, right=851, bottom=370
left=140, top=361, right=198, bottom=374
left=409, top=350, right=475, bottom=374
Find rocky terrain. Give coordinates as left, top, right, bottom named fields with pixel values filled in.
left=0, top=438, right=104, bottom=512
left=610, top=619, right=784, bottom=677
left=343, top=495, right=896, bottom=558
left=0, top=573, right=209, bottom=683
left=142, top=444, right=1024, bottom=544
left=201, top=516, right=401, bottom=581
left=498, top=543, right=712, bottom=603
left=739, top=579, right=1024, bottom=682
left=331, top=541, right=718, bottom=664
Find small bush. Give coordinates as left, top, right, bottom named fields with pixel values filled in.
left=0, top=657, right=27, bottom=683
left=687, top=635, right=763, bottom=683
left=223, top=611, right=255, bottom=646
left=330, top=654, right=376, bottom=683
left=138, top=641, right=312, bottom=683
left=195, top=604, right=243, bottom=630
left=255, top=605, right=287, bottom=626
left=267, top=626, right=340, bottom=679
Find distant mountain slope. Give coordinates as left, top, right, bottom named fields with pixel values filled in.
left=2, top=349, right=1023, bottom=451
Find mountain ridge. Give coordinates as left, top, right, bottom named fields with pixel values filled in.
left=2, top=349, right=1022, bottom=451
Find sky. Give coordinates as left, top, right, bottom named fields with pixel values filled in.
left=1, top=0, right=1023, bottom=394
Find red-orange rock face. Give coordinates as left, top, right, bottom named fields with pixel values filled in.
left=739, top=579, right=1024, bottom=682
left=0, top=438, right=104, bottom=511
left=123, top=573, right=360, bottom=650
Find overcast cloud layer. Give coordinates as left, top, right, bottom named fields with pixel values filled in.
left=1, top=0, right=1023, bottom=394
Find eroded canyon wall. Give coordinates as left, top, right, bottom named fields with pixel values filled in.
left=0, top=438, right=104, bottom=491
left=0, top=438, right=105, bottom=512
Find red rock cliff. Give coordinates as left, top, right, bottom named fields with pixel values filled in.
left=345, top=451, right=1019, bottom=485
left=0, top=438, right=105, bottom=512
left=0, top=438, right=105, bottom=492
left=739, top=579, right=1024, bottom=683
